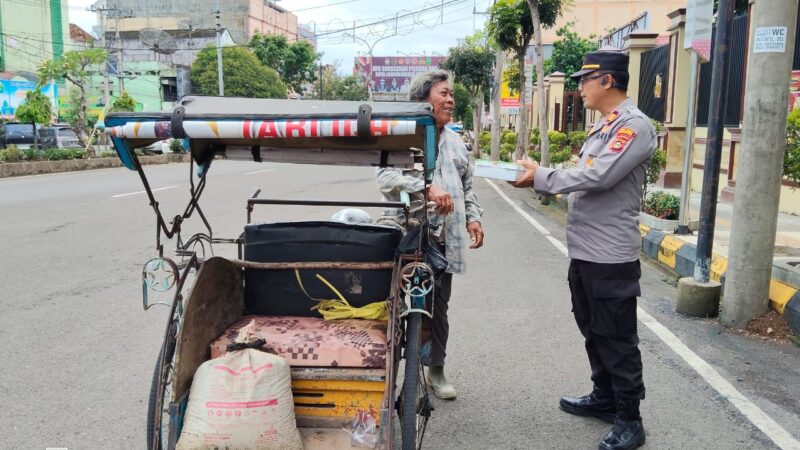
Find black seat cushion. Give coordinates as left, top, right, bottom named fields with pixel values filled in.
left=243, top=221, right=401, bottom=317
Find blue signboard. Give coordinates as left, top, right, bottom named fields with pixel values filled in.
left=0, top=80, right=59, bottom=119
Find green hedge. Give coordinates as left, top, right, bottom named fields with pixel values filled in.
left=0, top=145, right=98, bottom=163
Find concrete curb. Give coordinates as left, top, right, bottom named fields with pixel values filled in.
left=551, top=194, right=800, bottom=334
left=0, top=153, right=190, bottom=178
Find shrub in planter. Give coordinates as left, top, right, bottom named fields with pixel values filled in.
left=100, top=150, right=117, bottom=158
left=643, top=191, right=680, bottom=220
left=784, top=108, right=800, bottom=186
left=23, top=148, right=42, bottom=161
left=478, top=131, right=492, bottom=151
left=501, top=130, right=517, bottom=146
left=568, top=131, right=587, bottom=151
left=0, top=145, right=23, bottom=162
left=547, top=130, right=568, bottom=150
left=500, top=142, right=515, bottom=161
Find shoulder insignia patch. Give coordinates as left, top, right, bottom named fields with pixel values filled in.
left=609, top=127, right=636, bottom=153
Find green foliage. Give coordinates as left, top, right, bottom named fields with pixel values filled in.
left=453, top=83, right=473, bottom=128
left=0, top=145, right=23, bottom=162
left=250, top=33, right=319, bottom=94
left=501, top=130, right=518, bottom=146
left=643, top=190, right=680, bottom=220
left=312, top=66, right=368, bottom=101
left=530, top=127, right=541, bottom=146
left=641, top=148, right=667, bottom=208
left=478, top=131, right=492, bottom=151
left=568, top=130, right=587, bottom=149
left=15, top=88, right=53, bottom=126
left=500, top=142, right=516, bottom=161
left=440, top=33, right=494, bottom=99
left=99, top=150, right=117, bottom=158
left=529, top=129, right=574, bottom=164
left=37, top=49, right=107, bottom=145
left=109, top=91, right=137, bottom=112
left=39, top=148, right=86, bottom=160
left=192, top=46, right=287, bottom=99
left=503, top=64, right=520, bottom=95
left=548, top=130, right=567, bottom=148
left=22, top=148, right=40, bottom=160
left=168, top=138, right=184, bottom=153
left=785, top=108, right=800, bottom=186
left=538, top=23, right=598, bottom=90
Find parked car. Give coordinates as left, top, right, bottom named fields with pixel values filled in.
left=38, top=126, right=81, bottom=148
left=0, top=122, right=36, bottom=149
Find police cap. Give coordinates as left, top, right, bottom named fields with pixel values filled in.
left=570, top=49, right=630, bottom=79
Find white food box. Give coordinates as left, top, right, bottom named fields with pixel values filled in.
left=473, top=159, right=526, bottom=181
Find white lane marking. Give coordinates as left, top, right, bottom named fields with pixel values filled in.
left=485, top=179, right=800, bottom=450
left=637, top=309, right=800, bottom=450
left=112, top=185, right=178, bottom=198
left=246, top=169, right=275, bottom=175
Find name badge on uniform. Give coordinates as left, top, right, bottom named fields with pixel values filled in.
left=609, top=128, right=636, bottom=153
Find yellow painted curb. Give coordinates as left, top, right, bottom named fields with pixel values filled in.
left=710, top=255, right=728, bottom=283
left=658, top=236, right=685, bottom=269
left=769, top=280, right=798, bottom=315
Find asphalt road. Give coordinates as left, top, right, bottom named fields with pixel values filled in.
left=1, top=161, right=799, bottom=450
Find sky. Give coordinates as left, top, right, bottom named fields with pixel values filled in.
left=67, top=0, right=493, bottom=72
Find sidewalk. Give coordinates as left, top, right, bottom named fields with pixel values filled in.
left=551, top=187, right=800, bottom=334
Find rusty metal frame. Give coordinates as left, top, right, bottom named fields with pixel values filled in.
left=131, top=153, right=212, bottom=257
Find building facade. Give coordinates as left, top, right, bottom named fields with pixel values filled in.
left=0, top=0, right=70, bottom=78
left=98, top=0, right=311, bottom=46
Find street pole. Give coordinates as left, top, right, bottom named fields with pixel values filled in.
left=721, top=0, right=799, bottom=328
left=114, top=14, right=124, bottom=92
left=693, top=0, right=735, bottom=283
left=215, top=0, right=224, bottom=96
left=490, top=48, right=505, bottom=161
left=676, top=50, right=700, bottom=235
left=99, top=12, right=110, bottom=110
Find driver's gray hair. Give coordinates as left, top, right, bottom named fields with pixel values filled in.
left=409, top=70, right=450, bottom=102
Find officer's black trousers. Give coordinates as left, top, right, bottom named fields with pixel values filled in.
left=568, top=259, right=645, bottom=401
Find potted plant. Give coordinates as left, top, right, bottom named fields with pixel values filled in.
left=639, top=147, right=698, bottom=232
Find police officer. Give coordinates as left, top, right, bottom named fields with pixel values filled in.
left=510, top=49, right=655, bottom=450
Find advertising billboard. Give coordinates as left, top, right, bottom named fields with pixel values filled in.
left=0, top=80, right=59, bottom=120
left=354, top=55, right=446, bottom=100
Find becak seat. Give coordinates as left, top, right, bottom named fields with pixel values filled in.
left=210, top=316, right=387, bottom=368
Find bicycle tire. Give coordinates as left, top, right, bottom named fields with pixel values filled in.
left=400, top=312, right=422, bottom=450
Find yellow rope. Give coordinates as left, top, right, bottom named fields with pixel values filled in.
left=294, top=270, right=388, bottom=321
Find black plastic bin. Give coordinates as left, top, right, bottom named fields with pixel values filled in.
left=243, top=221, right=402, bottom=317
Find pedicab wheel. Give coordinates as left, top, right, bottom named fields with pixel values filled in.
left=399, top=312, right=431, bottom=450
left=147, top=321, right=178, bottom=450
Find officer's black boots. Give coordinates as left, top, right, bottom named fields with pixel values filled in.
left=598, top=399, right=645, bottom=450
left=559, top=386, right=617, bottom=424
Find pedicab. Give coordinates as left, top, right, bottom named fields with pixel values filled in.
left=104, top=96, right=444, bottom=450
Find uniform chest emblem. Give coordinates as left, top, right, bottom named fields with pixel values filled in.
left=609, top=128, right=636, bottom=153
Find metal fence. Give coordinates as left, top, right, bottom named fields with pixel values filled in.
left=638, top=43, right=670, bottom=122
left=556, top=91, right=586, bottom=132
left=696, top=13, right=749, bottom=127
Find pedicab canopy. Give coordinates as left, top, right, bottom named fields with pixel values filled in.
left=104, top=96, right=439, bottom=175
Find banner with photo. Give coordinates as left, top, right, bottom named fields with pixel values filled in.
left=355, top=55, right=447, bottom=97
left=0, top=80, right=59, bottom=120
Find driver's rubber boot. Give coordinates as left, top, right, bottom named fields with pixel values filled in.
left=424, top=365, right=457, bottom=400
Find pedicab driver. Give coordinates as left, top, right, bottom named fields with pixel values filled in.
left=510, top=49, right=656, bottom=450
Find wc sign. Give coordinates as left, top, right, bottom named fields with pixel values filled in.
left=753, top=27, right=788, bottom=53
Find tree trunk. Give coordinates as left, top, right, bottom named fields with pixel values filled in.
left=515, top=54, right=529, bottom=160
left=472, top=92, right=483, bottom=157
left=528, top=0, right=550, bottom=167
left=77, top=84, right=90, bottom=151
left=32, top=122, right=38, bottom=151
left=491, top=49, right=505, bottom=161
